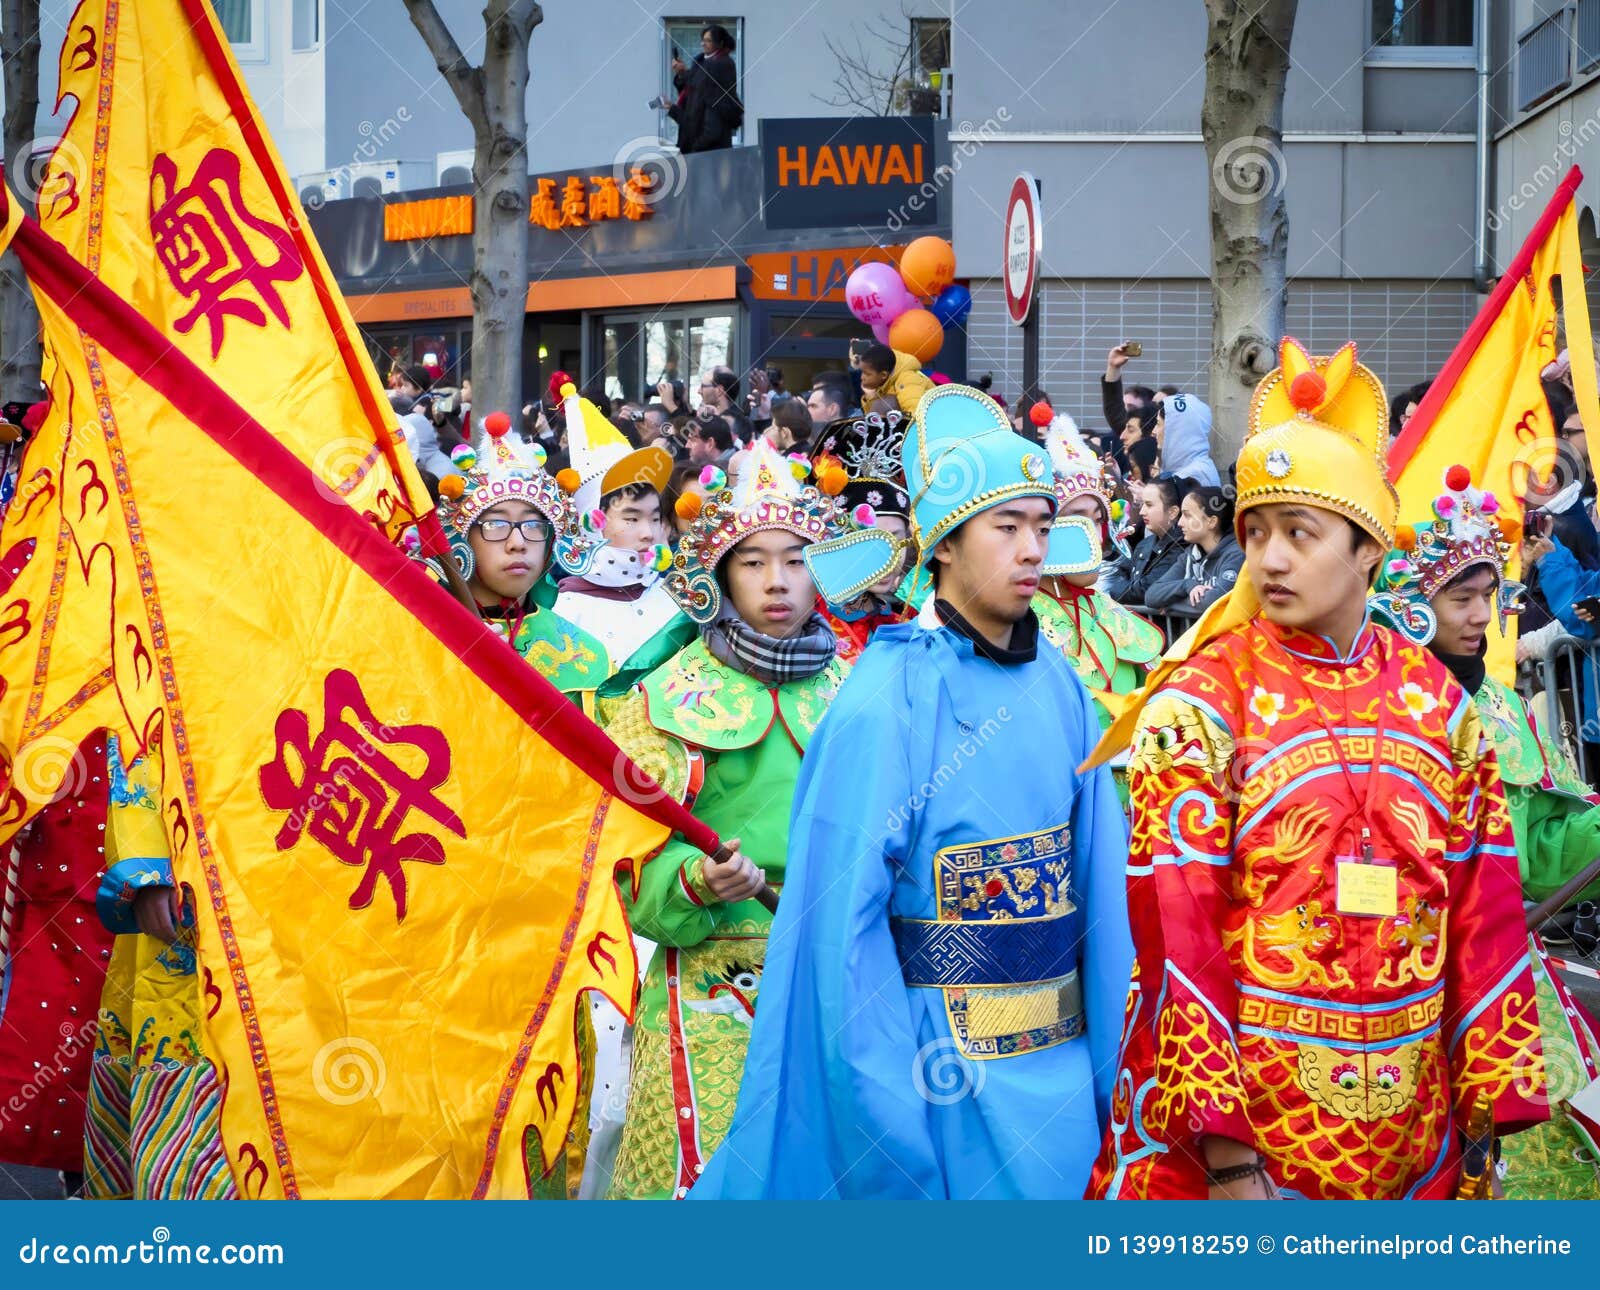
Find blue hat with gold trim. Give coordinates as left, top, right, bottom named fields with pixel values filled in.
left=804, top=383, right=1094, bottom=602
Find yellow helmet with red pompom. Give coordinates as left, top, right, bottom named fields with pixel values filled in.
left=1238, top=338, right=1398, bottom=549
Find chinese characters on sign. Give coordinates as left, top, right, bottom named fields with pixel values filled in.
left=383, top=169, right=658, bottom=242
left=259, top=669, right=465, bottom=924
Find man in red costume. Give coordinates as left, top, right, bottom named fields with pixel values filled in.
left=1087, top=340, right=1546, bottom=1200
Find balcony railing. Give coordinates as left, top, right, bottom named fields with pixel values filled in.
left=1579, top=0, right=1600, bottom=73
left=1518, top=6, right=1575, bottom=112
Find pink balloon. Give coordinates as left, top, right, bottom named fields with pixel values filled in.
left=879, top=278, right=918, bottom=326
left=871, top=320, right=892, bottom=344
left=845, top=261, right=912, bottom=327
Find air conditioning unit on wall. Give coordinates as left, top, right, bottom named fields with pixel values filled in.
left=436, top=150, right=474, bottom=187
left=344, top=160, right=434, bottom=195
left=295, top=168, right=349, bottom=210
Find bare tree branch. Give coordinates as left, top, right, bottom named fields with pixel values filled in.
left=402, top=0, right=489, bottom=137
left=814, top=2, right=920, bottom=114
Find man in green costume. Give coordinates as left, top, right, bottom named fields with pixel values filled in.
left=1371, top=464, right=1600, bottom=1200
left=605, top=437, right=849, bottom=1199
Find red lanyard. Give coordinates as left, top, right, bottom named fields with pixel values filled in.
left=481, top=597, right=528, bottom=649
left=1259, top=623, right=1390, bottom=861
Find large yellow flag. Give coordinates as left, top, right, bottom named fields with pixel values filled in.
left=1389, top=166, right=1600, bottom=680
left=40, top=0, right=426, bottom=535
left=0, top=187, right=686, bottom=1197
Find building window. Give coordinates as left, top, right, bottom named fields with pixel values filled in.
left=1368, top=1, right=1474, bottom=61
left=660, top=18, right=744, bottom=149
left=908, top=17, right=951, bottom=115
left=217, top=0, right=267, bottom=62
left=292, top=0, right=321, bottom=52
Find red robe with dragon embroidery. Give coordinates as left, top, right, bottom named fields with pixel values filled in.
left=1088, top=615, right=1546, bottom=1199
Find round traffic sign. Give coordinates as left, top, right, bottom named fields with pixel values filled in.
left=1004, top=172, right=1041, bottom=325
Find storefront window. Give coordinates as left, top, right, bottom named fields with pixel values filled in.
left=766, top=314, right=865, bottom=343
left=687, top=315, right=733, bottom=381
left=362, top=327, right=470, bottom=393
left=595, top=308, right=737, bottom=403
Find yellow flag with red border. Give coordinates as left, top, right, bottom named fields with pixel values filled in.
left=1389, top=166, right=1600, bottom=681
left=0, top=184, right=676, bottom=1198
left=41, top=0, right=426, bottom=535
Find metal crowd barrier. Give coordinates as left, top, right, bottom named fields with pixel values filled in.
left=1524, top=632, right=1600, bottom=787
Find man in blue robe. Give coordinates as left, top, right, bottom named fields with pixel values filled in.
left=691, top=383, right=1134, bottom=1199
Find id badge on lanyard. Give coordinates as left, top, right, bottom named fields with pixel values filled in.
left=1336, top=829, right=1398, bottom=919
left=1266, top=631, right=1398, bottom=918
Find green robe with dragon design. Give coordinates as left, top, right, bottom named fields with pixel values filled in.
left=1473, top=675, right=1600, bottom=1200
left=490, top=604, right=612, bottom=704
left=603, top=637, right=847, bottom=1199
left=1033, top=584, right=1163, bottom=732
left=1473, top=675, right=1600, bottom=905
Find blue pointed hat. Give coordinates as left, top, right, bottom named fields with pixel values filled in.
left=805, top=383, right=1067, bottom=602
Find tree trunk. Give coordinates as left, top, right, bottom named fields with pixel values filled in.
left=404, top=0, right=541, bottom=443
left=1201, top=0, right=1297, bottom=467
left=0, top=0, right=43, bottom=403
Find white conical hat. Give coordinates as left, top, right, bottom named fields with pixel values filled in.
left=559, top=382, right=672, bottom=517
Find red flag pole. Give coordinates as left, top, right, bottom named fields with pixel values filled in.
left=1388, top=165, right=1583, bottom=478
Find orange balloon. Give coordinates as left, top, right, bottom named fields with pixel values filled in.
left=888, top=308, right=944, bottom=364
left=898, top=236, right=956, bottom=299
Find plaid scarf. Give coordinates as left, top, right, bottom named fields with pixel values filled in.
left=703, top=609, right=836, bottom=686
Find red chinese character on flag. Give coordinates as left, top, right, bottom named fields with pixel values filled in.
left=148, top=148, right=305, bottom=358
left=259, top=670, right=465, bottom=924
